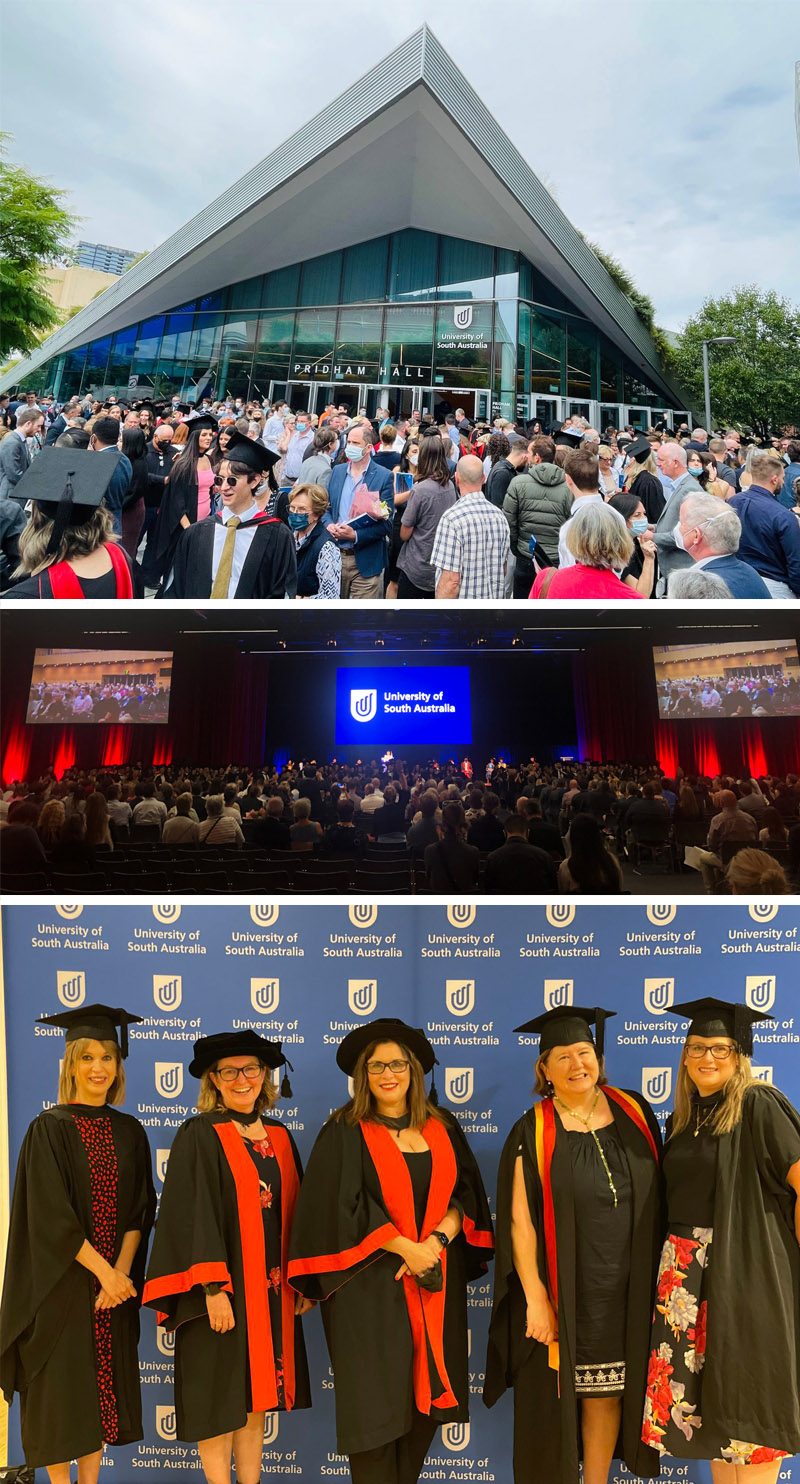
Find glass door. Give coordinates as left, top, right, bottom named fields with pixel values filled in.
left=566, top=400, right=591, bottom=422
left=623, top=406, right=651, bottom=432
left=599, top=404, right=622, bottom=433
left=365, top=386, right=419, bottom=421
left=531, top=396, right=563, bottom=431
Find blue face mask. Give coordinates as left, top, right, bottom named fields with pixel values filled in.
left=296, top=423, right=308, bottom=435
left=288, top=510, right=310, bottom=531
left=630, top=516, right=649, bottom=536
left=345, top=443, right=365, bottom=461
left=688, top=465, right=703, bottom=477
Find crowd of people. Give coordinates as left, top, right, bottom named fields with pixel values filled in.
left=26, top=678, right=169, bottom=724
left=2, top=996, right=800, bottom=1484
left=657, top=667, right=799, bottom=718
left=2, top=757, right=798, bottom=894
left=1, top=387, right=798, bottom=599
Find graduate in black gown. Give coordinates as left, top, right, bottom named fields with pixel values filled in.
left=0, top=1004, right=155, bottom=1481
left=161, top=433, right=295, bottom=598
left=642, top=997, right=800, bottom=1482
left=143, top=1031, right=312, bottom=1484
left=151, top=416, right=217, bottom=585
left=288, top=1018, right=493, bottom=1484
left=484, top=1005, right=663, bottom=1484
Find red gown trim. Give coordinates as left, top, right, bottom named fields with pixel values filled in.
left=287, top=1221, right=399, bottom=1279
left=213, top=1121, right=277, bottom=1412
left=46, top=542, right=133, bottom=598
left=604, top=1087, right=661, bottom=1163
left=461, top=1214, right=494, bottom=1251
left=143, top=1260, right=233, bottom=1324
left=360, top=1117, right=459, bottom=1416
left=268, top=1122, right=300, bottom=1411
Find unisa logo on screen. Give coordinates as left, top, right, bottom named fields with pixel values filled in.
left=335, top=666, right=471, bottom=745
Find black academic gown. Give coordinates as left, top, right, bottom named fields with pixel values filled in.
left=0, top=1105, right=155, bottom=1467
left=683, top=1083, right=800, bottom=1453
left=143, top=1113, right=311, bottom=1441
left=161, top=513, right=298, bottom=598
left=288, top=1111, right=494, bottom=1456
left=1, top=548, right=142, bottom=599
left=484, top=1090, right=663, bottom=1484
left=151, top=463, right=202, bottom=581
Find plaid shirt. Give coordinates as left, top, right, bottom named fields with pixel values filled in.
left=430, top=493, right=510, bottom=599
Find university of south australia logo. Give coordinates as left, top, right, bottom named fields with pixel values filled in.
left=350, top=689, right=377, bottom=723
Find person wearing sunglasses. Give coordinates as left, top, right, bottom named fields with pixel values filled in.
left=289, top=1017, right=493, bottom=1484
left=144, top=1031, right=312, bottom=1484
left=642, top=998, right=800, bottom=1483
left=162, top=431, right=296, bottom=598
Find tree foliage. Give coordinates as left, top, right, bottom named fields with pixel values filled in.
left=0, top=133, right=79, bottom=359
left=668, top=285, right=800, bottom=435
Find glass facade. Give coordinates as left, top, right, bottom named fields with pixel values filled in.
left=21, top=229, right=680, bottom=418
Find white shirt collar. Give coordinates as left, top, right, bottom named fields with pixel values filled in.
left=220, top=501, right=259, bottom=524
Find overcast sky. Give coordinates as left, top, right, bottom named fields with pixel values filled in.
left=4, top=0, right=798, bottom=330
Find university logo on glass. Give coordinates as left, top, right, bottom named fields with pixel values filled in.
left=155, top=1062, right=183, bottom=1099
left=545, top=904, right=575, bottom=927
left=445, top=1068, right=474, bottom=1104
left=751, top=1066, right=774, bottom=1084
left=251, top=978, right=280, bottom=1015
left=442, top=1421, right=471, bottom=1451
left=749, top=904, right=779, bottom=923
left=646, top=905, right=676, bottom=925
left=57, top=969, right=86, bottom=1007
left=153, top=975, right=182, bottom=1012
left=251, top=904, right=279, bottom=927
left=644, top=978, right=675, bottom=1014
left=447, top=905, right=476, bottom=927
left=263, top=1414, right=279, bottom=1445
left=348, top=979, right=378, bottom=1016
left=156, top=1149, right=171, bottom=1184
left=745, top=975, right=776, bottom=1012
left=349, top=904, right=378, bottom=928
left=56, top=903, right=83, bottom=920
left=544, top=979, right=573, bottom=1010
left=156, top=1328, right=175, bottom=1357
left=453, top=306, right=473, bottom=330
left=350, top=688, right=377, bottom=723
left=155, top=1405, right=177, bottom=1441
left=153, top=904, right=181, bottom=924
left=446, top=980, right=475, bottom=1017
left=642, top=1067, right=672, bottom=1104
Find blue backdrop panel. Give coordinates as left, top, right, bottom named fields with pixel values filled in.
left=2, top=902, right=800, bottom=1484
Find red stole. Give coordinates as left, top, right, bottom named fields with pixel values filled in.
left=47, top=542, right=133, bottom=598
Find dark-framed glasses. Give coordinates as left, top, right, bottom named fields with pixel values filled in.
left=366, top=1059, right=410, bottom=1075
left=686, top=1043, right=734, bottom=1061
left=215, top=1063, right=264, bottom=1082
left=212, top=473, right=240, bottom=489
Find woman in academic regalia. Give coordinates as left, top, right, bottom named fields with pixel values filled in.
left=0, top=1004, right=155, bottom=1482
left=151, top=416, right=217, bottom=585
left=484, top=1005, right=663, bottom=1484
left=642, top=997, right=800, bottom=1482
left=288, top=1017, right=494, bottom=1484
left=143, top=1031, right=312, bottom=1484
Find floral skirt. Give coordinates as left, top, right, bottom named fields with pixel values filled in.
left=642, top=1225, right=790, bottom=1466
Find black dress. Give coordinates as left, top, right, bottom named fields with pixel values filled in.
left=0, top=1104, right=155, bottom=1467
left=568, top=1124, right=633, bottom=1394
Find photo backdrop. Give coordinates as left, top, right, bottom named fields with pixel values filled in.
left=2, top=901, right=800, bottom=1484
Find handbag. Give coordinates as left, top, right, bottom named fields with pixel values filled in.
left=0, top=1468, right=36, bottom=1482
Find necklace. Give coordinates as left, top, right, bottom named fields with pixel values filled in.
left=226, top=1107, right=260, bottom=1128
left=694, top=1102, right=717, bottom=1137
left=553, top=1089, right=619, bottom=1208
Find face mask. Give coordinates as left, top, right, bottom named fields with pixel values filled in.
left=673, top=525, right=688, bottom=551
left=409, top=453, right=419, bottom=466
left=296, top=424, right=308, bottom=435
left=630, top=516, right=649, bottom=536
left=345, top=443, right=365, bottom=461
left=288, top=511, right=309, bottom=531
left=688, top=465, right=703, bottom=477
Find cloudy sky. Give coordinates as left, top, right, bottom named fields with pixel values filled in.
left=4, top=0, right=797, bottom=330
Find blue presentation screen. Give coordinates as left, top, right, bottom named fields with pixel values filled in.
left=335, top=666, right=472, bottom=744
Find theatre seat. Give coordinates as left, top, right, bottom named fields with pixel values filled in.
left=51, top=871, right=107, bottom=894
left=0, top=871, right=50, bottom=893
left=230, top=869, right=291, bottom=891
left=113, top=870, right=170, bottom=893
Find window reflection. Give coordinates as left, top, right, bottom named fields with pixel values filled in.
left=437, top=237, right=494, bottom=301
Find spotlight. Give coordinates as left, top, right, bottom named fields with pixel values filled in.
left=327, top=637, right=337, bottom=648
left=375, top=636, right=385, bottom=647
left=511, top=636, right=524, bottom=648
left=277, top=639, right=287, bottom=649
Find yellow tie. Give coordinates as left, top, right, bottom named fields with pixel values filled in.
left=210, top=516, right=241, bottom=598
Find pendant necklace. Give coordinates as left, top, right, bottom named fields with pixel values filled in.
left=694, top=1102, right=717, bottom=1137
left=553, top=1088, right=619, bottom=1208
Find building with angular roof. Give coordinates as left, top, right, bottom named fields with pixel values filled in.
left=3, top=26, right=693, bottom=428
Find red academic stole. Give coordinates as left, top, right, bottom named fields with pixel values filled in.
left=211, top=1121, right=300, bottom=1411
left=533, top=1088, right=658, bottom=1382
left=360, top=1117, right=459, bottom=1416
left=46, top=542, right=133, bottom=598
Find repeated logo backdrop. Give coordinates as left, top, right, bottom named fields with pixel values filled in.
left=3, top=903, right=800, bottom=1484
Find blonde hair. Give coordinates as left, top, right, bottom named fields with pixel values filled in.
left=16, top=504, right=117, bottom=577
left=290, top=482, right=330, bottom=519
left=196, top=1062, right=278, bottom=1115
left=565, top=501, right=634, bottom=570
left=334, top=1039, right=445, bottom=1128
left=37, top=798, right=65, bottom=848
left=58, top=1037, right=125, bottom=1106
left=533, top=1049, right=607, bottom=1097
left=670, top=1040, right=755, bottom=1137
left=725, top=847, right=790, bottom=895
left=625, top=452, right=658, bottom=487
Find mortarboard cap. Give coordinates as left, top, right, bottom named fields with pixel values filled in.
left=336, top=1017, right=437, bottom=1075
left=626, top=436, right=653, bottom=463
left=552, top=426, right=583, bottom=449
left=189, top=1029, right=294, bottom=1095
left=184, top=413, right=218, bottom=433
left=13, top=447, right=122, bottom=555
left=37, top=1003, right=143, bottom=1058
left=668, top=997, right=772, bottom=1057
left=514, top=1005, right=616, bottom=1059
left=223, top=431, right=279, bottom=472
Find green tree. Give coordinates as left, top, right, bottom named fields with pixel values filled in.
left=0, top=133, right=79, bottom=359
left=668, top=286, right=800, bottom=435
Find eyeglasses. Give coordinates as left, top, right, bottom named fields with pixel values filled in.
left=214, top=1063, right=264, bottom=1081
left=366, top=1059, right=410, bottom=1075
left=685, top=1043, right=734, bottom=1061
left=212, top=474, right=242, bottom=489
